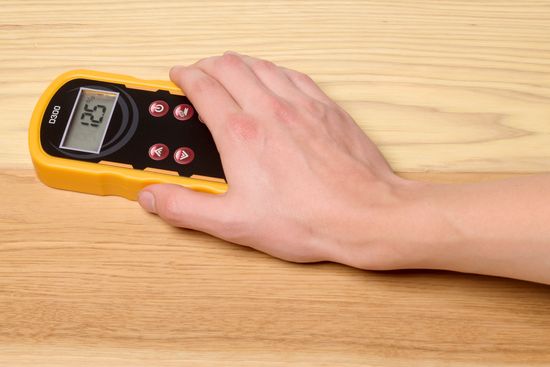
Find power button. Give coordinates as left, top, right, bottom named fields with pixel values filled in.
left=149, top=100, right=169, bottom=117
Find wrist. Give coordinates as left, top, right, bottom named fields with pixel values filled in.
left=338, top=176, right=457, bottom=271
left=387, top=178, right=461, bottom=270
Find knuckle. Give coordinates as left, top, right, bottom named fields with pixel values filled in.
left=291, top=70, right=314, bottom=85
left=252, top=59, right=277, bottom=75
left=225, top=112, right=258, bottom=140
left=265, top=96, right=296, bottom=124
left=217, top=53, right=243, bottom=69
left=302, top=99, right=327, bottom=118
left=331, top=105, right=352, bottom=123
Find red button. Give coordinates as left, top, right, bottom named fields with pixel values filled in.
left=173, top=104, right=194, bottom=121
left=148, top=144, right=169, bottom=161
left=174, top=147, right=195, bottom=165
left=149, top=100, right=169, bottom=117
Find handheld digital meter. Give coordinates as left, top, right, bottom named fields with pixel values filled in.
left=29, top=70, right=227, bottom=200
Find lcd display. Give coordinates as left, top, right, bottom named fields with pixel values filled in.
left=60, top=88, right=119, bottom=153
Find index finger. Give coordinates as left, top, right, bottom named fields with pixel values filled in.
left=169, top=65, right=240, bottom=139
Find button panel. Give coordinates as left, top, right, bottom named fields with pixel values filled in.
left=147, top=100, right=196, bottom=168
left=40, top=77, right=225, bottom=182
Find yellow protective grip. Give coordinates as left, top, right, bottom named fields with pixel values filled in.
left=29, top=69, right=228, bottom=200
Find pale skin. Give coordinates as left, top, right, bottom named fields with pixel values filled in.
left=138, top=52, right=550, bottom=285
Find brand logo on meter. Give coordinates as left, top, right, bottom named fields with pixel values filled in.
left=48, top=105, right=61, bottom=124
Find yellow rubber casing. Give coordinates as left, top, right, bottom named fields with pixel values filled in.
left=29, top=69, right=228, bottom=200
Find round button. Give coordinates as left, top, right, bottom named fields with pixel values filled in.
left=149, top=100, right=169, bottom=117
left=173, top=104, right=194, bottom=121
left=148, top=143, right=169, bottom=161
left=174, top=147, right=195, bottom=165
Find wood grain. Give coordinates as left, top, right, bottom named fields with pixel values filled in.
left=2, top=169, right=550, bottom=366
left=1, top=0, right=550, bottom=366
left=2, top=0, right=550, bottom=172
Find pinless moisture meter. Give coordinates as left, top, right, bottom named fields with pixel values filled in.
left=29, top=70, right=227, bottom=200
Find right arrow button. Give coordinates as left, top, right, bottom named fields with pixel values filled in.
left=174, top=147, right=195, bottom=165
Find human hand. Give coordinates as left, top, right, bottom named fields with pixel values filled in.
left=138, top=52, right=428, bottom=269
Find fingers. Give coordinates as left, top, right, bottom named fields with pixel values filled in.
left=280, top=66, right=335, bottom=105
left=138, top=184, right=230, bottom=235
left=172, top=52, right=334, bottom=121
left=169, top=66, right=240, bottom=141
left=219, top=52, right=334, bottom=105
left=228, top=53, right=310, bottom=102
left=191, top=53, right=277, bottom=111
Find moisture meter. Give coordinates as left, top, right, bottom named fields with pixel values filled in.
left=29, top=70, right=227, bottom=200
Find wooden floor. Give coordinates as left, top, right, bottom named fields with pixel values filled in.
left=1, top=1, right=550, bottom=365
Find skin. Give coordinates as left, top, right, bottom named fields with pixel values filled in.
left=138, top=52, right=550, bottom=285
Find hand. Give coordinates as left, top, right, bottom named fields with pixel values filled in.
left=138, top=53, right=550, bottom=285
left=138, top=52, right=424, bottom=269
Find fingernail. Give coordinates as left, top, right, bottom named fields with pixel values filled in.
left=224, top=50, right=239, bottom=55
left=138, top=191, right=156, bottom=213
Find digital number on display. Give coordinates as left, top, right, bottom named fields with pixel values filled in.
left=60, top=88, right=119, bottom=153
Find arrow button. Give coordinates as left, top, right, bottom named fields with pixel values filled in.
left=148, top=143, right=169, bottom=161
left=174, top=147, right=195, bottom=165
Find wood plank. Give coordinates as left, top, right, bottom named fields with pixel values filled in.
left=1, top=169, right=550, bottom=366
left=2, top=0, right=550, bottom=365
left=1, top=1, right=550, bottom=172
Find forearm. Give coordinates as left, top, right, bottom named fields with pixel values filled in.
left=395, top=175, right=550, bottom=284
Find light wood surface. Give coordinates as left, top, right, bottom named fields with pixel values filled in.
left=1, top=1, right=550, bottom=366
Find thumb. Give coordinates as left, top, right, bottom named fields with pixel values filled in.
left=138, top=184, right=228, bottom=234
